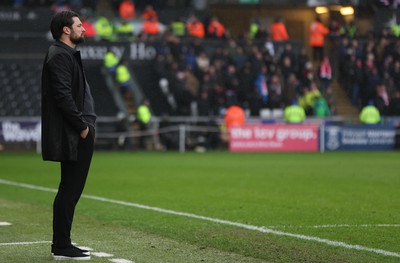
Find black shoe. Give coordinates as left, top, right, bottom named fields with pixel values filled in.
left=51, top=244, right=90, bottom=255
left=52, top=246, right=91, bottom=261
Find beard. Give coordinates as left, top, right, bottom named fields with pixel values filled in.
left=70, top=33, right=85, bottom=45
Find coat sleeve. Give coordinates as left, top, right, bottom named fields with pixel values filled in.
left=47, top=53, right=87, bottom=133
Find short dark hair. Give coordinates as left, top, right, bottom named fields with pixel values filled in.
left=50, top=11, right=79, bottom=40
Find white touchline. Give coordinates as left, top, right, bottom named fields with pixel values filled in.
left=0, top=241, right=51, bottom=246
left=1, top=179, right=399, bottom=258
left=268, top=224, right=400, bottom=229
left=0, top=222, right=12, bottom=226
left=109, top=259, right=134, bottom=263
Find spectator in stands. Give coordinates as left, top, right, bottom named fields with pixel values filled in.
left=103, top=48, right=119, bottom=75
left=313, top=95, right=330, bottom=117
left=328, top=18, right=342, bottom=48
left=301, top=60, right=315, bottom=87
left=141, top=4, right=158, bottom=21
left=284, top=99, right=305, bottom=123
left=116, top=59, right=133, bottom=100
left=255, top=65, right=269, bottom=109
left=207, top=16, right=226, bottom=39
left=41, top=11, right=93, bottom=260
left=296, top=47, right=310, bottom=80
left=375, top=82, right=391, bottom=115
left=359, top=100, right=381, bottom=125
left=280, top=55, right=296, bottom=84
left=142, top=16, right=160, bottom=36
left=116, top=19, right=134, bottom=41
left=95, top=16, right=114, bottom=41
left=136, top=98, right=152, bottom=149
left=254, top=24, right=269, bottom=40
left=324, top=86, right=337, bottom=115
left=363, top=65, right=381, bottom=106
left=197, top=89, right=211, bottom=116
left=300, top=81, right=321, bottom=115
left=170, top=17, right=186, bottom=37
left=119, top=0, right=135, bottom=20
left=270, top=17, right=289, bottom=42
left=346, top=55, right=364, bottom=106
left=269, top=74, right=283, bottom=109
left=340, top=20, right=357, bottom=39
left=318, top=55, right=332, bottom=95
left=248, top=18, right=260, bottom=40
left=309, top=16, right=329, bottom=62
left=286, top=73, right=301, bottom=98
left=187, top=16, right=205, bottom=39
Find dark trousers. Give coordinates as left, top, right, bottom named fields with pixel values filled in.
left=52, top=126, right=95, bottom=248
left=312, top=46, right=324, bottom=62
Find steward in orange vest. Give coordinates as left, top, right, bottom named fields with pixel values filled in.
left=141, top=5, right=158, bottom=21
left=142, top=16, right=160, bottom=35
left=187, top=17, right=205, bottom=38
left=119, top=0, right=135, bottom=20
left=270, top=17, right=289, bottom=41
left=207, top=17, right=226, bottom=38
left=309, top=18, right=329, bottom=47
left=309, top=17, right=329, bottom=61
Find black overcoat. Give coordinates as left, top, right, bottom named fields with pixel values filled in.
left=41, top=41, right=88, bottom=162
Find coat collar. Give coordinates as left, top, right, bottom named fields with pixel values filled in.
left=54, top=40, right=78, bottom=55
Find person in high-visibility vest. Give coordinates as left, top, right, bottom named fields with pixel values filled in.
left=95, top=16, right=114, bottom=41
left=359, top=101, right=381, bottom=124
left=170, top=17, right=186, bottom=37
left=187, top=16, right=205, bottom=38
left=115, top=59, right=132, bottom=98
left=309, top=17, right=329, bottom=61
left=284, top=99, right=306, bottom=123
left=103, top=49, right=119, bottom=75
left=116, top=19, right=134, bottom=41
left=248, top=19, right=259, bottom=40
left=136, top=99, right=152, bottom=149
left=270, top=17, right=289, bottom=42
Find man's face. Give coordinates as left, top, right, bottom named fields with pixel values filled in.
left=69, top=16, right=85, bottom=45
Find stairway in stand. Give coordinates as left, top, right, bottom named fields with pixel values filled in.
left=330, top=80, right=360, bottom=123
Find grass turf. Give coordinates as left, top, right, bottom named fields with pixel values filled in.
left=0, top=151, right=399, bottom=262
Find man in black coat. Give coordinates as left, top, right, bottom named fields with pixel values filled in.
left=41, top=10, right=96, bottom=260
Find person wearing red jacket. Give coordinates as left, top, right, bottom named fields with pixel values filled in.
left=207, top=16, right=226, bottom=38
left=119, top=0, right=135, bottom=20
left=270, top=17, right=289, bottom=41
left=309, top=17, right=330, bottom=61
left=141, top=5, right=158, bottom=21
left=187, top=16, right=205, bottom=38
left=142, top=16, right=160, bottom=35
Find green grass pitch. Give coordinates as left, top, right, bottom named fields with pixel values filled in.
left=1, top=151, right=400, bottom=262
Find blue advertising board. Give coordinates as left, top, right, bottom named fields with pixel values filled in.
left=323, top=125, right=396, bottom=151
left=0, top=120, right=41, bottom=143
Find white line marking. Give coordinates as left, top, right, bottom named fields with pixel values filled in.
left=269, top=224, right=400, bottom=229
left=1, top=179, right=399, bottom=258
left=92, top=252, right=114, bottom=257
left=0, top=241, right=51, bottom=246
left=109, top=259, right=134, bottom=263
left=0, top=222, right=12, bottom=226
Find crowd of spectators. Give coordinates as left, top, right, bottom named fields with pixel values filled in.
left=86, top=2, right=336, bottom=118
left=152, top=33, right=337, bottom=118
left=338, top=28, right=400, bottom=116
left=10, top=1, right=400, bottom=119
